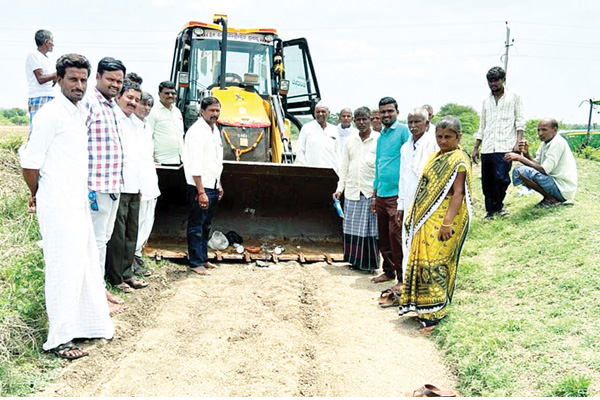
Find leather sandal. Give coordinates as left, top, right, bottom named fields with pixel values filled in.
left=114, top=282, right=133, bottom=293
left=124, top=278, right=148, bottom=289
left=402, top=384, right=459, bottom=397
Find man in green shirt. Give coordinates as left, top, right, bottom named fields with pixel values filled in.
left=147, top=81, right=184, bottom=165
left=371, top=97, right=410, bottom=289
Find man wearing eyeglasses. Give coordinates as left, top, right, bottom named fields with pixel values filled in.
left=147, top=81, right=185, bottom=165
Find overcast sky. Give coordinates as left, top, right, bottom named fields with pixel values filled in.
left=2, top=0, right=599, bottom=124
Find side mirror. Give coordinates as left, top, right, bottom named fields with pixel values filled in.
left=279, top=80, right=290, bottom=96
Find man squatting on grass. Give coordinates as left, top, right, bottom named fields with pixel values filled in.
left=20, top=54, right=114, bottom=360
left=504, top=118, right=578, bottom=206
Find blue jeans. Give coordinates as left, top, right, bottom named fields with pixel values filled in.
left=187, top=185, right=219, bottom=267
left=513, top=165, right=566, bottom=202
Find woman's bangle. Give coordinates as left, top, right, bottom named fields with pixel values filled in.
left=441, top=222, right=452, bottom=228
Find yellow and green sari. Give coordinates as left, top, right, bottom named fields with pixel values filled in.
left=399, top=146, right=473, bottom=325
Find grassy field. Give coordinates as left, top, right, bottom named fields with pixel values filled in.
left=434, top=155, right=600, bottom=396
left=0, top=129, right=62, bottom=396
left=0, top=127, right=599, bottom=396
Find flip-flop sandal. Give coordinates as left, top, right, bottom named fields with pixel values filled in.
left=114, top=282, right=133, bottom=293
left=379, top=291, right=399, bottom=308
left=378, top=288, right=393, bottom=304
left=402, top=383, right=458, bottom=397
left=52, top=342, right=88, bottom=360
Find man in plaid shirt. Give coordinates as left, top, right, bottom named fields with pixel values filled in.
left=82, top=57, right=127, bottom=315
left=472, top=66, right=525, bottom=219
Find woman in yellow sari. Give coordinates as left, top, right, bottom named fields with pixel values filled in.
left=399, top=116, right=473, bottom=332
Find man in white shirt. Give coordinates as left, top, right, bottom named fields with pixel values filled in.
left=472, top=66, right=525, bottom=219
left=370, top=109, right=382, bottom=133
left=423, top=104, right=436, bottom=134
left=294, top=101, right=339, bottom=172
left=105, top=82, right=148, bottom=292
left=505, top=118, right=577, bottom=207
left=25, top=29, right=57, bottom=131
left=333, top=107, right=379, bottom=272
left=133, top=92, right=160, bottom=276
left=337, top=107, right=358, bottom=153
left=396, top=108, right=439, bottom=221
left=375, top=108, right=439, bottom=307
left=20, top=53, right=113, bottom=359
left=183, top=97, right=224, bottom=276
left=147, top=81, right=185, bottom=165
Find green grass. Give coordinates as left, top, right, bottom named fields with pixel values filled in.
left=433, top=156, right=600, bottom=396
left=0, top=141, right=63, bottom=396
left=1, top=127, right=600, bottom=395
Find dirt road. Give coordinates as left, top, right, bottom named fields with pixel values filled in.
left=39, top=262, right=455, bottom=397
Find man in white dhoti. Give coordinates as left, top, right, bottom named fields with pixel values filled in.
left=132, top=92, right=159, bottom=276
left=20, top=54, right=114, bottom=359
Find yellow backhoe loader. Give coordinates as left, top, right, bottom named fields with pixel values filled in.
left=147, top=15, right=342, bottom=263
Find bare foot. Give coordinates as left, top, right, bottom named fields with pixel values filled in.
left=204, top=262, right=218, bottom=269
left=106, top=289, right=124, bottom=304
left=391, top=281, right=403, bottom=294
left=190, top=266, right=211, bottom=276
left=418, top=325, right=436, bottom=335
left=108, top=301, right=127, bottom=316
left=371, top=273, right=393, bottom=284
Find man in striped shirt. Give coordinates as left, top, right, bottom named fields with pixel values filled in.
left=472, top=66, right=525, bottom=219
left=82, top=57, right=127, bottom=315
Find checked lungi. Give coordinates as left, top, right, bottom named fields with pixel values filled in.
left=28, top=96, right=54, bottom=132
left=343, top=195, right=379, bottom=271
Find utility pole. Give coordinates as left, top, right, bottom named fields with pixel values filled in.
left=579, top=99, right=600, bottom=148
left=502, top=22, right=514, bottom=79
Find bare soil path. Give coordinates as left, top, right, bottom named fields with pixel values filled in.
left=39, top=262, right=455, bottom=397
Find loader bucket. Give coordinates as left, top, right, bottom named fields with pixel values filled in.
left=146, top=162, right=344, bottom=262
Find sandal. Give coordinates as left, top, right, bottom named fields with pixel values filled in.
left=52, top=341, right=88, bottom=360
left=378, top=289, right=393, bottom=304
left=114, top=282, right=133, bottom=293
left=403, top=384, right=458, bottom=397
left=124, top=278, right=149, bottom=289
left=379, top=290, right=399, bottom=308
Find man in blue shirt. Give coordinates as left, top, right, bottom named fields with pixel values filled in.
left=371, top=97, right=410, bottom=293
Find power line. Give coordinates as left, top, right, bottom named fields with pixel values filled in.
left=512, top=20, right=600, bottom=30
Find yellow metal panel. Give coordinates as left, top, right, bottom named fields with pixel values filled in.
left=212, top=87, right=271, bottom=128
left=180, top=21, right=278, bottom=36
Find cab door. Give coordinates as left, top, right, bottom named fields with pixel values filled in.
left=282, top=38, right=321, bottom=119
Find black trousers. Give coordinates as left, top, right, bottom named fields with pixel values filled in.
left=106, top=193, right=140, bottom=285
left=481, top=153, right=512, bottom=214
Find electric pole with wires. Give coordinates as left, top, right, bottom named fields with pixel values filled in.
left=501, top=21, right=514, bottom=79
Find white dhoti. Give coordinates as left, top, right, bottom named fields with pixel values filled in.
left=135, top=198, right=157, bottom=258
left=38, top=203, right=114, bottom=351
